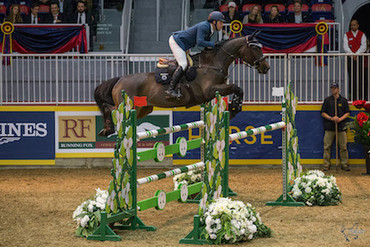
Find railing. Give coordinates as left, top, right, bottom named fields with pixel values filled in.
left=0, top=53, right=369, bottom=105
left=221, top=22, right=341, bottom=53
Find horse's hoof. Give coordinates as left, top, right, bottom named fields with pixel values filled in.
left=98, top=128, right=115, bottom=137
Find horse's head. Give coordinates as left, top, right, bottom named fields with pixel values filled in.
left=240, top=31, right=270, bottom=74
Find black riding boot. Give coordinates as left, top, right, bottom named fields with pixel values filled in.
left=165, top=66, right=184, bottom=99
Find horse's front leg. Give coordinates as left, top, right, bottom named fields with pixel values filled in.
left=204, top=84, right=244, bottom=119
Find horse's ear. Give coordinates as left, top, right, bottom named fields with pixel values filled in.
left=248, top=30, right=261, bottom=41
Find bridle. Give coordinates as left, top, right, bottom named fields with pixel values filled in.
left=243, top=39, right=266, bottom=70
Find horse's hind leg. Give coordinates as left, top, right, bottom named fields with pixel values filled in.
left=98, top=103, right=116, bottom=137
left=136, top=106, right=154, bottom=119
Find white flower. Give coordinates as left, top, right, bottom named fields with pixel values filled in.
left=125, top=96, right=132, bottom=112
left=248, top=224, right=257, bottom=234
left=205, top=216, right=213, bottom=226
left=207, top=161, right=214, bottom=183
left=73, top=205, right=83, bottom=219
left=115, top=110, right=123, bottom=127
left=107, top=190, right=116, bottom=210
left=122, top=182, right=130, bottom=205
left=251, top=216, right=256, bottom=222
left=87, top=201, right=95, bottom=212
left=286, top=122, right=292, bottom=141
left=80, top=215, right=90, bottom=228
left=209, top=113, right=217, bottom=134
left=248, top=234, right=253, bottom=240
left=123, top=137, right=133, bottom=160
left=320, top=195, right=324, bottom=199
left=288, top=161, right=294, bottom=181
left=210, top=234, right=217, bottom=239
left=200, top=193, right=208, bottom=212
left=215, top=140, right=225, bottom=163
left=214, top=185, right=222, bottom=200
left=306, top=201, right=312, bottom=206
left=115, top=159, right=122, bottom=180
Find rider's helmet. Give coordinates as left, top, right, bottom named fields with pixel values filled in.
left=208, top=11, right=225, bottom=23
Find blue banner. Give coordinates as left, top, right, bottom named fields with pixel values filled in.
left=173, top=109, right=366, bottom=163
left=0, top=112, right=55, bottom=160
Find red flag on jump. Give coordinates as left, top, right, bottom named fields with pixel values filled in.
left=134, top=96, right=147, bottom=108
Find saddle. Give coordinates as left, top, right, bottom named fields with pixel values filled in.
left=154, top=54, right=196, bottom=85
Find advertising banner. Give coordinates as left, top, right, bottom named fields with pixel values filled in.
left=0, top=111, right=55, bottom=163
left=55, top=110, right=171, bottom=157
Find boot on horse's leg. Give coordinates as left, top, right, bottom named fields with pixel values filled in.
left=165, top=66, right=184, bottom=99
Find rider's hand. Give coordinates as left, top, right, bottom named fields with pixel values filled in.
left=214, top=41, right=222, bottom=48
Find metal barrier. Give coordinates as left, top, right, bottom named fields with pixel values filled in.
left=0, top=53, right=369, bottom=105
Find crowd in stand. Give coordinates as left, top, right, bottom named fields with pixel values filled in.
left=207, top=0, right=334, bottom=24
left=0, top=0, right=97, bottom=25
left=0, top=0, right=97, bottom=50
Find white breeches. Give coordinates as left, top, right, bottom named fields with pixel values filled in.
left=169, top=35, right=188, bottom=70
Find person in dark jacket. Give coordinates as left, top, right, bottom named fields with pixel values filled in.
left=165, top=11, right=225, bottom=99
left=70, top=0, right=96, bottom=51
left=320, top=82, right=350, bottom=171
left=24, top=2, right=44, bottom=24
left=286, top=1, right=311, bottom=23
left=47, top=1, right=64, bottom=23
left=264, top=5, right=284, bottom=23
left=224, top=2, right=241, bottom=23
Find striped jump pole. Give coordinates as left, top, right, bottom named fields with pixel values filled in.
left=137, top=162, right=205, bottom=185
left=229, top=121, right=286, bottom=141
left=137, top=121, right=204, bottom=140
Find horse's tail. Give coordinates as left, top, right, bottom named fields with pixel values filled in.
left=94, top=77, right=120, bottom=113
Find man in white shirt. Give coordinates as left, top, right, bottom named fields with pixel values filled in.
left=343, top=19, right=368, bottom=100
left=48, top=2, right=64, bottom=23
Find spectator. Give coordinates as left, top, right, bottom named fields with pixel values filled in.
left=24, top=2, right=43, bottom=24
left=47, top=1, right=64, bottom=23
left=6, top=4, right=23, bottom=23
left=264, top=5, right=284, bottom=23
left=71, top=0, right=96, bottom=51
left=61, top=0, right=77, bottom=20
left=287, top=1, right=311, bottom=23
left=224, top=2, right=241, bottom=23
left=320, top=82, right=350, bottom=171
left=343, top=19, right=368, bottom=100
left=242, top=4, right=263, bottom=24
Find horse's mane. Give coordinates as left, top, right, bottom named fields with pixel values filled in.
left=190, top=37, right=242, bottom=65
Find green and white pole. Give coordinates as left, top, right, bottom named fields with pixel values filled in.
left=137, top=121, right=204, bottom=140
left=137, top=162, right=205, bottom=185
left=229, top=121, right=286, bottom=141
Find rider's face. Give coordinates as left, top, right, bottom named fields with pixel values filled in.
left=216, top=21, right=224, bottom=31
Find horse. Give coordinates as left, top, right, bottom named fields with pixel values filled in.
left=95, top=32, right=270, bottom=137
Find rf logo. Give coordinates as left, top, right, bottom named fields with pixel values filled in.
left=59, top=116, right=95, bottom=142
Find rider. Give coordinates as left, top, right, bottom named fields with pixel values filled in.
left=165, top=11, right=225, bottom=99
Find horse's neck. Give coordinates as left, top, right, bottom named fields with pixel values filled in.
left=214, top=38, right=244, bottom=72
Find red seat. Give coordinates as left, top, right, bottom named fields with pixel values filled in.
left=288, top=4, right=309, bottom=12
left=38, top=4, right=50, bottom=14
left=242, top=4, right=261, bottom=13
left=311, top=4, right=333, bottom=12
left=264, top=4, right=285, bottom=13
left=19, top=5, right=29, bottom=15
left=0, top=5, right=6, bottom=14
left=219, top=4, right=238, bottom=13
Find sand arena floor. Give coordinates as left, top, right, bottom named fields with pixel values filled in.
left=1, top=167, right=369, bottom=247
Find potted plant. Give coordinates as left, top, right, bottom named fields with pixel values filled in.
left=346, top=100, right=370, bottom=174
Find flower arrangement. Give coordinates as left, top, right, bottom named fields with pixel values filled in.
left=201, top=198, right=272, bottom=244
left=72, top=188, right=108, bottom=237
left=173, top=169, right=203, bottom=190
left=346, top=100, right=370, bottom=146
left=291, top=170, right=341, bottom=206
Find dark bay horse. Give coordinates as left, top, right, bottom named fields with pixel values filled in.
left=95, top=33, right=270, bottom=137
